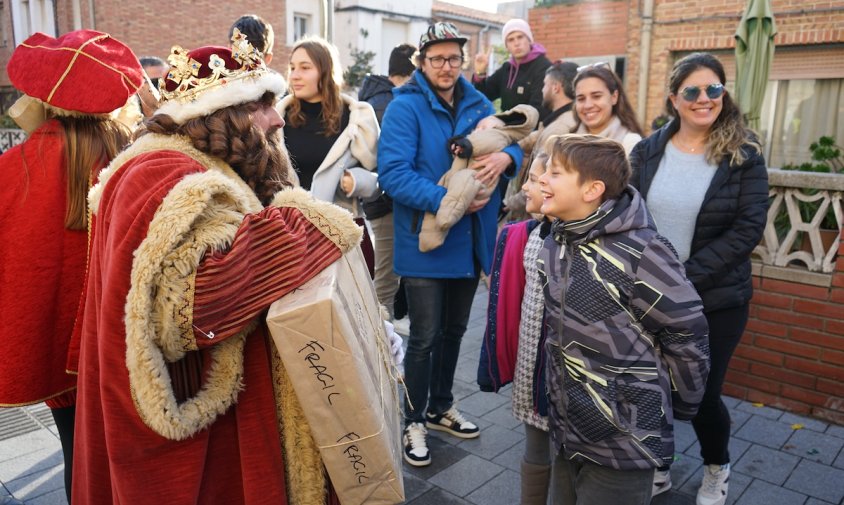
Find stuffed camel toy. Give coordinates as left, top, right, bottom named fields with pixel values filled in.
left=419, top=103, right=539, bottom=252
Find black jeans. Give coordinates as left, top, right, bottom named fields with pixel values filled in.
left=552, top=451, right=653, bottom=505
left=51, top=405, right=75, bottom=504
left=692, top=303, right=749, bottom=465
left=402, top=275, right=480, bottom=424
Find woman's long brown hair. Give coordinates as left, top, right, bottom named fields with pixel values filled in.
left=285, top=37, right=344, bottom=136
left=58, top=115, right=132, bottom=230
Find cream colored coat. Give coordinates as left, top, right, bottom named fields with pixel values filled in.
left=277, top=94, right=380, bottom=218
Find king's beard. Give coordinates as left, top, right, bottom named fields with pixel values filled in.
left=264, top=126, right=293, bottom=186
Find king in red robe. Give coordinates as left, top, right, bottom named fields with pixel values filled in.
left=72, top=39, right=360, bottom=505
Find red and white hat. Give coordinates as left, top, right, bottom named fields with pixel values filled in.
left=154, top=29, right=286, bottom=124
left=7, top=29, right=144, bottom=115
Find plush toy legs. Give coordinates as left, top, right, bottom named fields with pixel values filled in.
left=418, top=170, right=484, bottom=252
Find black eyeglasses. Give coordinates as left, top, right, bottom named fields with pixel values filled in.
left=150, top=77, right=160, bottom=89
left=426, top=56, right=464, bottom=69
left=680, top=83, right=725, bottom=102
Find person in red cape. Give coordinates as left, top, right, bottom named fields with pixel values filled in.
left=72, top=32, right=369, bottom=504
left=0, top=29, right=144, bottom=503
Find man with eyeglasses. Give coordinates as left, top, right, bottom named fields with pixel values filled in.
left=378, top=22, right=523, bottom=468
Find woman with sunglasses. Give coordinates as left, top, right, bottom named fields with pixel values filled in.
left=571, top=63, right=644, bottom=153
left=279, top=36, right=380, bottom=276
left=629, top=52, right=769, bottom=505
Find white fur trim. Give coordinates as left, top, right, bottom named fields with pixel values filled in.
left=155, top=72, right=286, bottom=124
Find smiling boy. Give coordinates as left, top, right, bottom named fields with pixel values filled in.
left=537, top=134, right=710, bottom=504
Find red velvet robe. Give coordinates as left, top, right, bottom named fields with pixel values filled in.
left=0, top=120, right=80, bottom=408
left=72, top=137, right=353, bottom=504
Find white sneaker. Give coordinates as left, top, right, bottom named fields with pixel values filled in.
left=425, top=406, right=480, bottom=439
left=697, top=463, right=729, bottom=505
left=652, top=468, right=672, bottom=496
left=403, top=422, right=431, bottom=466
left=393, top=316, right=410, bottom=336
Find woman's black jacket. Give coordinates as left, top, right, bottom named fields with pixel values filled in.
left=629, top=125, right=769, bottom=313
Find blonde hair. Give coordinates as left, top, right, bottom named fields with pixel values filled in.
left=57, top=115, right=132, bottom=229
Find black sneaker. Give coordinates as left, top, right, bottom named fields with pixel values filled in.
left=425, top=406, right=480, bottom=439
left=403, top=422, right=431, bottom=467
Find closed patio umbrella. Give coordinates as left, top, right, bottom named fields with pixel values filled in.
left=734, top=0, right=777, bottom=131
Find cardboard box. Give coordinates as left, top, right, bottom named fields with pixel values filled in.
left=266, top=247, right=404, bottom=505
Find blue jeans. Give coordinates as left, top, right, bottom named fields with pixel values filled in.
left=403, top=275, right=480, bottom=424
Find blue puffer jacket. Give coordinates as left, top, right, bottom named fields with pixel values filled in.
left=378, top=71, right=523, bottom=278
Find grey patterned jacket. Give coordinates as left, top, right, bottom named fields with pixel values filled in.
left=539, top=186, right=710, bottom=471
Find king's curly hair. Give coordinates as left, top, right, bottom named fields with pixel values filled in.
left=140, top=92, right=290, bottom=205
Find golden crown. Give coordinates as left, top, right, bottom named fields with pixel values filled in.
left=159, top=28, right=267, bottom=102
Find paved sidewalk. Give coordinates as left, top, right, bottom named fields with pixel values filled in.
left=2, top=284, right=843, bottom=504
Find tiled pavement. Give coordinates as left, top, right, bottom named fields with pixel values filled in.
left=2, top=284, right=843, bottom=505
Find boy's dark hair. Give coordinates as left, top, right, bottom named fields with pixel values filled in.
left=545, top=61, right=578, bottom=100
left=139, top=56, right=166, bottom=69
left=388, top=44, right=417, bottom=77
left=545, top=134, right=631, bottom=201
left=229, top=14, right=274, bottom=55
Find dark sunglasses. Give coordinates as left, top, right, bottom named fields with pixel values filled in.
left=150, top=77, right=161, bottom=89
left=680, top=83, right=725, bottom=102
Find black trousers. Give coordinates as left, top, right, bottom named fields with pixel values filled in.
left=692, top=303, right=749, bottom=465
left=51, top=405, right=75, bottom=504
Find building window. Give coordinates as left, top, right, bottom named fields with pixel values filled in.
left=759, top=78, right=844, bottom=168
left=563, top=56, right=627, bottom=82
left=293, top=14, right=309, bottom=42
left=10, top=0, right=56, bottom=44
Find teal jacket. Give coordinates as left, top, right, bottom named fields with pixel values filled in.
left=378, top=71, right=523, bottom=278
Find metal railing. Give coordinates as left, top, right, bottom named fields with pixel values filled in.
left=754, top=169, right=844, bottom=274
left=0, top=128, right=26, bottom=152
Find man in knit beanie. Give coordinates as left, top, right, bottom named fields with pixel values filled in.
left=472, top=18, right=551, bottom=119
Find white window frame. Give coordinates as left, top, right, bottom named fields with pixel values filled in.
left=10, top=0, right=56, bottom=44
left=293, top=13, right=309, bottom=42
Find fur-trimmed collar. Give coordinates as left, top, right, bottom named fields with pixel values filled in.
left=89, top=133, right=246, bottom=214
left=104, top=134, right=361, bottom=441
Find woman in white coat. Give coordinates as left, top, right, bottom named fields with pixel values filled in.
left=279, top=36, right=380, bottom=274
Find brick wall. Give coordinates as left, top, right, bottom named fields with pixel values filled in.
left=0, top=1, right=19, bottom=88
left=726, top=230, right=844, bottom=425
left=0, top=1, right=288, bottom=88
left=89, top=2, right=287, bottom=74
left=528, top=0, right=630, bottom=61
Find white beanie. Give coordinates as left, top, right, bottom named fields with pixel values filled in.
left=502, top=19, right=533, bottom=43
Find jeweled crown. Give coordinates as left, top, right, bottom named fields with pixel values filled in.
left=159, top=28, right=267, bottom=102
